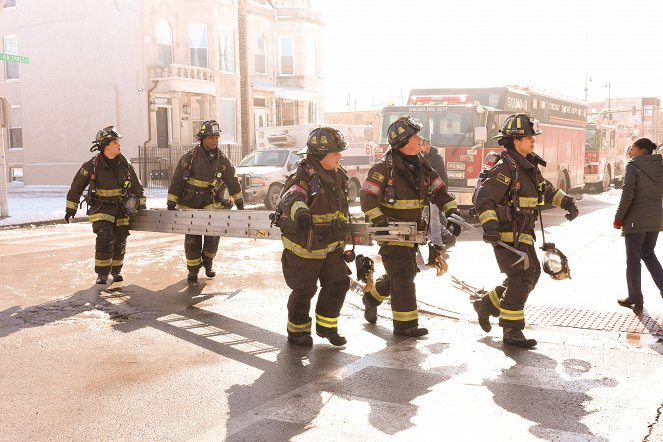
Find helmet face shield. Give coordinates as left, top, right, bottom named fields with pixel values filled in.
left=541, top=243, right=571, bottom=280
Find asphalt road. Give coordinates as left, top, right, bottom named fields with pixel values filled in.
left=1, top=193, right=662, bottom=441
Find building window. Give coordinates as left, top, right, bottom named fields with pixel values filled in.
left=9, top=106, right=22, bottom=149
left=279, top=37, right=294, bottom=75
left=218, top=99, right=236, bottom=143
left=188, top=24, right=208, bottom=68
left=3, top=34, right=19, bottom=80
left=4, top=0, right=16, bottom=8
left=306, top=40, right=317, bottom=78
left=156, top=19, right=173, bottom=66
left=255, top=35, right=266, bottom=74
left=218, top=27, right=235, bottom=73
left=10, top=167, right=23, bottom=182
left=190, top=98, right=209, bottom=139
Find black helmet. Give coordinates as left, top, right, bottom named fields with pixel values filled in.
left=493, top=113, right=542, bottom=145
left=195, top=120, right=222, bottom=139
left=90, top=126, right=122, bottom=152
left=303, top=127, right=348, bottom=158
left=388, top=115, right=422, bottom=149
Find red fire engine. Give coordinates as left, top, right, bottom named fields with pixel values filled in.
left=584, top=120, right=633, bottom=192
left=379, top=86, right=587, bottom=208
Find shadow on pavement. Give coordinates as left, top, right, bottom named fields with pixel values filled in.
left=479, top=337, right=617, bottom=441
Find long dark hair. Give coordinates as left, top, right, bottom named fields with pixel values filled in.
left=633, top=138, right=657, bottom=154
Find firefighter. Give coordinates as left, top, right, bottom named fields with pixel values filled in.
left=65, top=126, right=146, bottom=284
left=360, top=115, right=462, bottom=337
left=277, top=127, right=351, bottom=347
left=472, top=113, right=579, bottom=348
left=167, top=120, right=244, bottom=283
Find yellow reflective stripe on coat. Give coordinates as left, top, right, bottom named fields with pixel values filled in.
left=290, top=200, right=309, bottom=221
left=315, top=313, right=338, bottom=329
left=312, top=211, right=346, bottom=224
left=203, top=202, right=227, bottom=209
left=380, top=199, right=425, bottom=210
left=442, top=200, right=458, bottom=214
left=368, top=285, right=388, bottom=302
left=519, top=196, right=538, bottom=208
left=66, top=200, right=78, bottom=210
left=552, top=190, right=565, bottom=208
left=479, top=209, right=498, bottom=225
left=499, top=307, right=525, bottom=321
left=187, top=177, right=210, bottom=188
left=498, top=231, right=534, bottom=245
left=287, top=320, right=312, bottom=333
left=282, top=236, right=343, bottom=259
left=187, top=257, right=202, bottom=267
left=167, top=193, right=179, bottom=203
left=89, top=213, right=116, bottom=223
left=116, top=217, right=130, bottom=226
left=365, top=206, right=384, bottom=220
left=95, top=258, right=112, bottom=267
left=95, top=188, right=123, bottom=197
left=488, top=289, right=501, bottom=310
left=231, top=192, right=243, bottom=201
left=392, top=309, right=418, bottom=322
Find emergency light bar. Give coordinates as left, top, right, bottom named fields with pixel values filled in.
left=408, top=94, right=470, bottom=105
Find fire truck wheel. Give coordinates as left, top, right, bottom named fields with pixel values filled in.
left=347, top=179, right=360, bottom=203
left=265, top=183, right=283, bottom=210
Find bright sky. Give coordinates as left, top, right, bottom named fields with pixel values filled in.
left=312, top=0, right=663, bottom=112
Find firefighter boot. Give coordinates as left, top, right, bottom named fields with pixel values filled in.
left=287, top=333, right=313, bottom=347
left=203, top=259, right=216, bottom=278
left=394, top=326, right=429, bottom=337
left=503, top=328, right=537, bottom=348
left=363, top=295, right=378, bottom=324
left=96, top=274, right=108, bottom=285
left=111, top=272, right=123, bottom=282
left=187, top=269, right=199, bottom=284
left=473, top=300, right=491, bottom=333
left=316, top=329, right=347, bottom=346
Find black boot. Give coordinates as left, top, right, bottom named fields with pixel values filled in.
left=187, top=270, right=199, bottom=284
left=473, top=300, right=491, bottom=333
left=203, top=262, right=216, bottom=278
left=317, top=329, right=347, bottom=346
left=394, top=326, right=429, bottom=337
left=96, top=274, right=108, bottom=285
left=363, top=296, right=377, bottom=324
left=427, top=243, right=442, bottom=266
left=503, top=328, right=537, bottom=348
left=287, top=333, right=313, bottom=347
left=111, top=273, right=123, bottom=282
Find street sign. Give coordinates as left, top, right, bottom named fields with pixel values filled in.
left=0, top=52, right=29, bottom=64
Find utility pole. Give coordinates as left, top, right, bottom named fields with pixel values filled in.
left=0, top=96, right=10, bottom=217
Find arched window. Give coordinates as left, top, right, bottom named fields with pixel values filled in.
left=156, top=19, right=173, bottom=66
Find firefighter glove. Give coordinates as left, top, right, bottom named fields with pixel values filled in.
left=447, top=219, right=461, bottom=237
left=565, top=200, right=579, bottom=221
left=167, top=204, right=176, bottom=211
left=613, top=219, right=624, bottom=229
left=64, top=211, right=74, bottom=223
left=296, top=210, right=313, bottom=231
left=235, top=199, right=244, bottom=210
left=483, top=231, right=499, bottom=245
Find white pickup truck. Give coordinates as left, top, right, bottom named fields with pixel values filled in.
left=237, top=124, right=375, bottom=210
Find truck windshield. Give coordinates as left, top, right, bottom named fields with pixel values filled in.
left=238, top=150, right=289, bottom=167
left=380, top=109, right=475, bottom=147
left=585, top=128, right=598, bottom=150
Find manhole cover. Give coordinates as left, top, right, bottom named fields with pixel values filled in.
left=526, top=306, right=663, bottom=335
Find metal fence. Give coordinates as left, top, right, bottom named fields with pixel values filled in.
left=133, top=143, right=244, bottom=189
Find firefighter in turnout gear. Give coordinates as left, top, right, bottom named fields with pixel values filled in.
left=167, top=120, right=244, bottom=283
left=472, top=114, right=579, bottom=348
left=65, top=126, right=146, bottom=284
left=277, top=127, right=352, bottom=347
left=360, top=115, right=461, bottom=337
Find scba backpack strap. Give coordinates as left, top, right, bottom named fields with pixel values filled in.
left=472, top=151, right=519, bottom=207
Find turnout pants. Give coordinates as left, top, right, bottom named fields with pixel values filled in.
left=478, top=241, right=541, bottom=330
left=93, top=220, right=130, bottom=276
left=282, top=248, right=350, bottom=337
left=184, top=234, right=220, bottom=272
left=363, top=245, right=420, bottom=331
